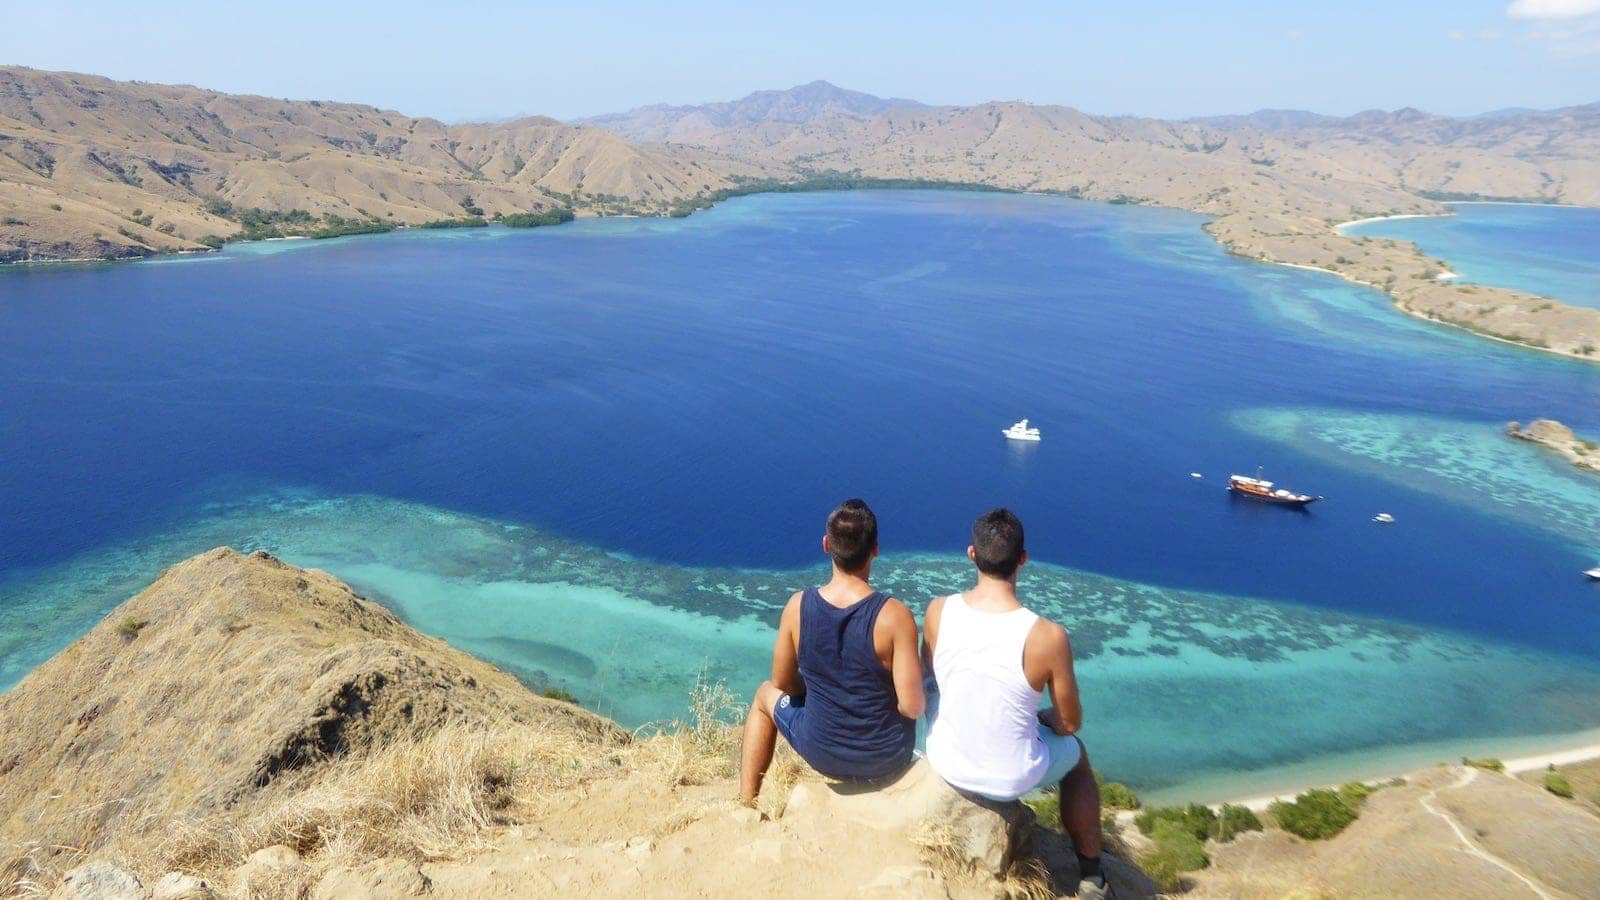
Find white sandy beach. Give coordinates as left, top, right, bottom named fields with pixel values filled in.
left=1334, top=212, right=1452, bottom=232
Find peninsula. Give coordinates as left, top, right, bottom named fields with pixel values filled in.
left=3, top=70, right=1598, bottom=360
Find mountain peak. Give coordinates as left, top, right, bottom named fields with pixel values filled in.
left=582, top=80, right=928, bottom=142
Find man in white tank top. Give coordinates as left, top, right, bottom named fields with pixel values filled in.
left=923, top=508, right=1110, bottom=898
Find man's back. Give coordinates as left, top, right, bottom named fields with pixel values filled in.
left=924, top=592, right=1051, bottom=798
left=787, top=588, right=915, bottom=778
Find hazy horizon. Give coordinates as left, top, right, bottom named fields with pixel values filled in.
left=2, top=1, right=1597, bottom=123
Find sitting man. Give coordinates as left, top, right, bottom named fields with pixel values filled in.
left=923, top=508, right=1110, bottom=898
left=739, top=498, right=925, bottom=804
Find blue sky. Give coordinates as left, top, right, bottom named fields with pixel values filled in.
left=3, top=1, right=1597, bottom=121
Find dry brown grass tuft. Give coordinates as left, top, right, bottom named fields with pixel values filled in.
left=1000, top=855, right=1057, bottom=900
left=10, top=678, right=750, bottom=893
left=625, top=676, right=742, bottom=788
left=152, top=715, right=620, bottom=880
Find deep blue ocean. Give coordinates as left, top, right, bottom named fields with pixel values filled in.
left=5, top=192, right=1600, bottom=801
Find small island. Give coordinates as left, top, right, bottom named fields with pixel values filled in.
left=1507, top=419, right=1600, bottom=475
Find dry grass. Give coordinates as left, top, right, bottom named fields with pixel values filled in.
left=4, top=677, right=751, bottom=896
left=626, top=676, right=743, bottom=789
left=11, top=679, right=746, bottom=893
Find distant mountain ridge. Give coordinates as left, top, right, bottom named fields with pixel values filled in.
left=580, top=80, right=929, bottom=142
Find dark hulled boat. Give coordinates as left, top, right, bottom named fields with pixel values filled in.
left=1227, top=471, right=1322, bottom=507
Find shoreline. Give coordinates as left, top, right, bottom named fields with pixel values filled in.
left=1334, top=211, right=1453, bottom=232
left=1251, top=244, right=1596, bottom=365
left=1187, top=728, right=1600, bottom=812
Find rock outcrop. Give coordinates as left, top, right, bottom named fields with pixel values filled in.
left=1507, top=418, right=1600, bottom=474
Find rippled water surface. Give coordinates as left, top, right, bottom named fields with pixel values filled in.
left=5, top=192, right=1600, bottom=800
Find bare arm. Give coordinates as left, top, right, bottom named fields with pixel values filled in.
left=1033, top=622, right=1082, bottom=735
left=920, top=596, right=945, bottom=678
left=882, top=599, right=926, bottom=720
left=771, top=592, right=804, bottom=696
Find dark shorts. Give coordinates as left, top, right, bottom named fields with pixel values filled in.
left=773, top=692, right=911, bottom=783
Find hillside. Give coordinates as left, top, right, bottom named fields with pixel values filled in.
left=0, top=66, right=769, bottom=262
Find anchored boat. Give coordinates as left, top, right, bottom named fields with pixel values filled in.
left=1585, top=566, right=1600, bottom=582
left=1228, top=470, right=1322, bottom=507
left=1003, top=419, right=1041, bottom=442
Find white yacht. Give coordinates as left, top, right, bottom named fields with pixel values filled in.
left=1003, top=418, right=1041, bottom=442
left=1372, top=513, right=1395, bottom=524
left=1585, top=566, right=1600, bottom=581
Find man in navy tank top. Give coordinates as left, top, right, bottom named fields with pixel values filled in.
left=738, top=498, right=925, bottom=804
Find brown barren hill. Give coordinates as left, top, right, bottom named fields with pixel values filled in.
left=0, top=547, right=626, bottom=882
left=0, top=66, right=769, bottom=262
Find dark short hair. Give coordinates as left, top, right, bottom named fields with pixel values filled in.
left=826, top=498, right=878, bottom=572
left=972, top=508, right=1025, bottom=578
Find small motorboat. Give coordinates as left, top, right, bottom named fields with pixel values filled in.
left=1585, top=567, right=1600, bottom=581
left=1190, top=472, right=1204, bottom=479
left=1372, top=513, right=1395, bottom=524
left=1003, top=419, right=1041, bottom=442
left=1228, top=469, right=1322, bottom=507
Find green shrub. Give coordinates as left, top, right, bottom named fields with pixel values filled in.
left=501, top=208, right=576, bottom=228
left=416, top=217, right=488, bottom=229
left=1139, top=820, right=1209, bottom=892
left=1545, top=768, right=1574, bottom=799
left=115, top=617, right=149, bottom=640
left=1462, top=756, right=1504, bottom=773
left=540, top=688, right=577, bottom=704
left=1135, top=803, right=1216, bottom=841
left=1337, top=781, right=1373, bottom=809
left=1211, top=804, right=1262, bottom=842
left=1100, top=780, right=1141, bottom=811
left=1024, top=790, right=1061, bottom=830
left=1270, top=789, right=1358, bottom=840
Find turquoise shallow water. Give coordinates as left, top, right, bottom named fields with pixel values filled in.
left=5, top=485, right=1599, bottom=805
left=6, top=191, right=1600, bottom=802
left=1347, top=204, right=1600, bottom=309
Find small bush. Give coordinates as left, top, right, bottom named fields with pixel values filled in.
left=1024, top=790, right=1060, bottom=830
left=1211, top=804, right=1262, bottom=842
left=1100, top=779, right=1141, bottom=811
left=115, top=617, right=149, bottom=640
left=1139, top=820, right=1209, bottom=892
left=1462, top=756, right=1504, bottom=773
left=540, top=688, right=576, bottom=704
left=1338, top=781, right=1373, bottom=808
left=1270, top=788, right=1358, bottom=840
left=1545, top=768, right=1574, bottom=799
left=1135, top=803, right=1215, bottom=841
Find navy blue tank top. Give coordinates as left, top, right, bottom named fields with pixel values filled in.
left=791, top=588, right=915, bottom=779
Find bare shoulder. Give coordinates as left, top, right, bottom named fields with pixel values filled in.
left=878, top=596, right=916, bottom=629
left=779, top=590, right=804, bottom=624
left=1029, top=616, right=1071, bottom=653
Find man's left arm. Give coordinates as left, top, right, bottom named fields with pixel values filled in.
left=885, top=599, right=926, bottom=720
left=771, top=592, right=804, bottom=696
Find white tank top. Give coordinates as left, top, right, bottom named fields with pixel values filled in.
left=925, top=593, right=1050, bottom=798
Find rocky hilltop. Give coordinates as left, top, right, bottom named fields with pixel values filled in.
left=5, top=549, right=1600, bottom=898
